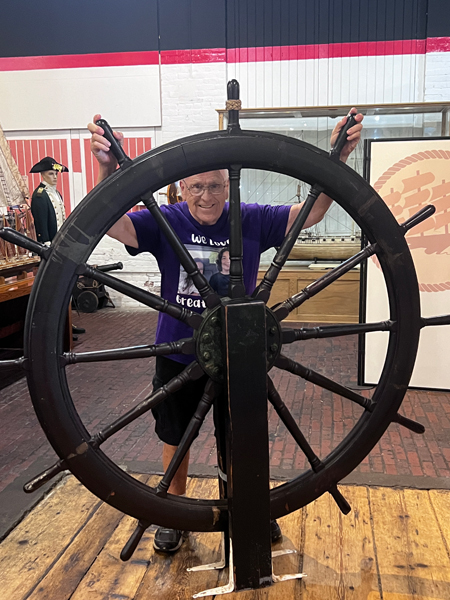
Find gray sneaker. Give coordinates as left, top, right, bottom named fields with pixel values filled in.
left=271, top=519, right=282, bottom=543
left=153, top=527, right=183, bottom=553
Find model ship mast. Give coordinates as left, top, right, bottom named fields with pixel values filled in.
left=0, top=123, right=29, bottom=208
left=0, top=121, right=36, bottom=266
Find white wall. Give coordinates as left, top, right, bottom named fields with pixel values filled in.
left=227, top=54, right=427, bottom=107
left=0, top=65, right=161, bottom=131
left=424, top=52, right=450, bottom=101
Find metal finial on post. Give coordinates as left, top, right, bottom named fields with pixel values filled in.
left=226, top=80, right=241, bottom=131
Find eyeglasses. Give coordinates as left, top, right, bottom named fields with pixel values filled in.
left=182, top=181, right=227, bottom=196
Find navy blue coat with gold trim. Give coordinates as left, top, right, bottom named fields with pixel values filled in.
left=31, top=184, right=58, bottom=243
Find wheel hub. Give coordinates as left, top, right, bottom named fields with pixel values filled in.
left=195, top=299, right=282, bottom=382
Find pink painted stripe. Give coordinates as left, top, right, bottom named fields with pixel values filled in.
left=160, top=48, right=227, bottom=64
left=0, top=50, right=159, bottom=72
left=71, top=138, right=82, bottom=173
left=227, top=39, right=430, bottom=62
left=427, top=36, right=450, bottom=52
left=0, top=38, right=448, bottom=73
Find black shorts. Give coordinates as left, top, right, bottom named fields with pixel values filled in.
left=151, top=355, right=209, bottom=446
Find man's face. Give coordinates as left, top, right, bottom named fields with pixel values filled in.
left=180, top=171, right=229, bottom=226
left=41, top=169, right=58, bottom=186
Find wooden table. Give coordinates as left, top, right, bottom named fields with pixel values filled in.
left=0, top=258, right=39, bottom=342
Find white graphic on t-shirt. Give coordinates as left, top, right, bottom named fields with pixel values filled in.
left=176, top=244, right=230, bottom=306
left=190, top=234, right=229, bottom=246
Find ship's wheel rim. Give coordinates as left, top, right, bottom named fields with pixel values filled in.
left=24, top=129, right=421, bottom=530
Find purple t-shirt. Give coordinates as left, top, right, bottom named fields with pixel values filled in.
left=127, top=201, right=290, bottom=363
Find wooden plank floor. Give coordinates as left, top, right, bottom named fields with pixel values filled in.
left=1, top=475, right=450, bottom=599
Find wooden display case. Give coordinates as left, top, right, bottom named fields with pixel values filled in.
left=257, top=264, right=360, bottom=323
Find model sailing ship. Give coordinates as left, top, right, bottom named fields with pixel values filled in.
left=289, top=230, right=362, bottom=261
left=288, top=182, right=362, bottom=262
left=0, top=122, right=36, bottom=268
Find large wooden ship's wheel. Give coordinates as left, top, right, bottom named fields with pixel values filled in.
left=0, top=82, right=445, bottom=591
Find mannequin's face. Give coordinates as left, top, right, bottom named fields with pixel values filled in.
left=41, top=170, right=58, bottom=186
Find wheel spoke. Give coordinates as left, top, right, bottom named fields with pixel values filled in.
left=23, top=459, right=67, bottom=493
left=156, top=379, right=219, bottom=497
left=0, top=227, right=50, bottom=259
left=61, top=338, right=195, bottom=365
left=140, top=194, right=220, bottom=308
left=267, top=377, right=321, bottom=470
left=274, top=242, right=378, bottom=321
left=421, top=314, right=450, bottom=327
left=228, top=164, right=245, bottom=298
left=400, top=204, right=436, bottom=234
left=275, top=354, right=374, bottom=412
left=91, top=362, right=204, bottom=445
left=120, top=520, right=150, bottom=561
left=282, top=320, right=395, bottom=344
left=268, top=377, right=350, bottom=514
left=77, top=264, right=202, bottom=329
left=276, top=355, right=425, bottom=435
left=254, top=184, right=323, bottom=303
left=0, top=356, right=27, bottom=371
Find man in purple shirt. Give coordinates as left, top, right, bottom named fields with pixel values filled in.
left=88, top=110, right=363, bottom=552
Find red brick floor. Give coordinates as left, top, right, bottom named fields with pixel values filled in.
left=1, top=308, right=450, bottom=499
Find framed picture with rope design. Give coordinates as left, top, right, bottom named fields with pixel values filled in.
left=361, top=137, right=450, bottom=390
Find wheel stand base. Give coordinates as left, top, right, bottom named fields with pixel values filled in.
left=187, top=534, right=306, bottom=598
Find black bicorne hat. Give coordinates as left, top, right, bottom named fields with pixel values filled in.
left=30, top=156, right=69, bottom=173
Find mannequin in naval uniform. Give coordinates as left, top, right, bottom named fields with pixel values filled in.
left=30, top=156, right=67, bottom=244
left=30, top=157, right=85, bottom=338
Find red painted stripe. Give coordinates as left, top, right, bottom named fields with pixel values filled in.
left=144, top=138, right=152, bottom=152
left=45, top=139, right=53, bottom=162
left=128, top=138, right=137, bottom=160
left=427, top=36, right=450, bottom=52
left=30, top=140, right=39, bottom=174
left=137, top=138, right=144, bottom=156
left=59, top=139, right=71, bottom=214
left=55, top=139, right=63, bottom=199
left=227, top=39, right=430, bottom=62
left=29, top=140, right=39, bottom=192
left=123, top=138, right=130, bottom=158
left=0, top=50, right=159, bottom=72
left=71, top=138, right=82, bottom=173
left=84, top=138, right=94, bottom=194
left=0, top=39, right=448, bottom=72
left=160, top=48, right=226, bottom=64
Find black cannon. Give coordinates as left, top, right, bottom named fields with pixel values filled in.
left=72, top=261, right=123, bottom=313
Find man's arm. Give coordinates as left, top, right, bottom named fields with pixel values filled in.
left=87, top=114, right=138, bottom=248
left=107, top=214, right=138, bottom=248
left=285, top=108, right=364, bottom=235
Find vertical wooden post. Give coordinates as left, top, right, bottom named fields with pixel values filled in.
left=223, top=299, right=272, bottom=590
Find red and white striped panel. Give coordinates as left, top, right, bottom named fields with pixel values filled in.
left=83, top=137, right=152, bottom=194
left=9, top=138, right=71, bottom=214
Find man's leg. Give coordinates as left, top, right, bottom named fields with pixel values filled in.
left=152, top=356, right=206, bottom=553
left=163, top=443, right=190, bottom=495
left=153, top=444, right=190, bottom=553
